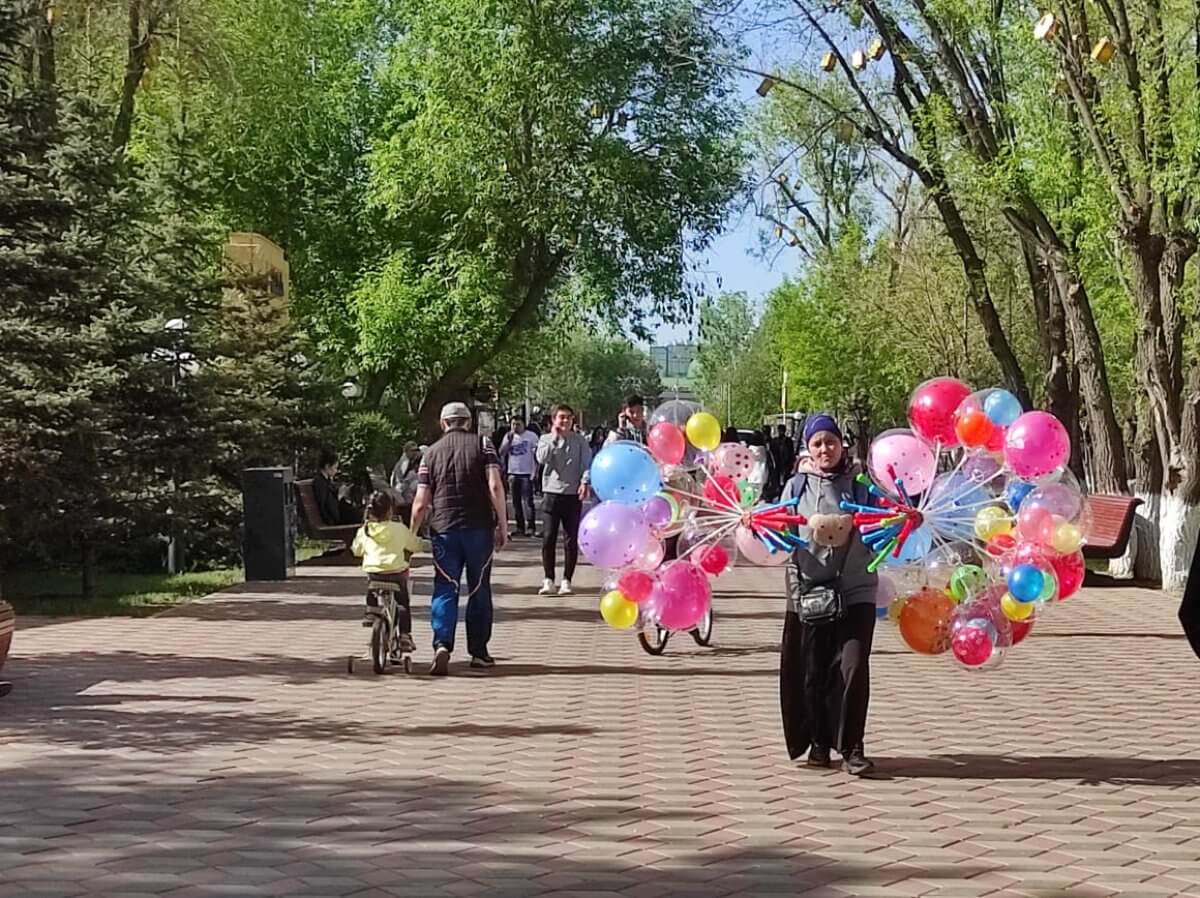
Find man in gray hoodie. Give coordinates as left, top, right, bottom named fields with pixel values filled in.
left=536, top=403, right=592, bottom=596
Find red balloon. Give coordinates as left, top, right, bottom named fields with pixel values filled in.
left=1010, top=617, right=1034, bottom=645
left=648, top=422, right=686, bottom=465
left=703, top=474, right=741, bottom=508
left=1050, top=549, right=1085, bottom=600
left=985, top=423, right=1007, bottom=453
left=617, top=570, right=655, bottom=604
left=908, top=377, right=972, bottom=447
left=697, top=543, right=729, bottom=576
left=954, top=408, right=995, bottom=449
left=986, top=533, right=1017, bottom=558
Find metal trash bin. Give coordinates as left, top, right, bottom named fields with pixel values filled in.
left=242, top=467, right=296, bottom=581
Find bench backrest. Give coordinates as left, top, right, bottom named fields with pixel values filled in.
left=294, top=479, right=323, bottom=533
left=1084, top=494, right=1142, bottom=551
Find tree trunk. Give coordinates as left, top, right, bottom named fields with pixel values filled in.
left=416, top=245, right=561, bottom=437
left=112, top=1, right=154, bottom=152
left=1021, top=245, right=1076, bottom=442
left=81, top=536, right=96, bottom=600
left=1045, top=259, right=1128, bottom=494
left=929, top=193, right=1031, bottom=406
left=1125, top=227, right=1199, bottom=588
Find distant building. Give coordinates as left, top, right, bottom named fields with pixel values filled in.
left=651, top=344, right=697, bottom=400
left=223, top=232, right=290, bottom=329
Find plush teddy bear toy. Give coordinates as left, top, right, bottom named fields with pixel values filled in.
left=808, top=512, right=854, bottom=548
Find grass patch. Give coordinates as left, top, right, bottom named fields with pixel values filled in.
left=3, top=568, right=242, bottom=618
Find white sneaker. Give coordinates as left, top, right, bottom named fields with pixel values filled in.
left=558, top=579, right=573, bottom=596
left=538, top=579, right=555, bottom=595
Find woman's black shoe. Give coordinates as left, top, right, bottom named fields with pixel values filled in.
left=806, top=746, right=832, bottom=768
left=843, top=750, right=875, bottom=776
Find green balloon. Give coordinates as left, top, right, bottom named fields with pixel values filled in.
left=949, top=564, right=988, bottom=602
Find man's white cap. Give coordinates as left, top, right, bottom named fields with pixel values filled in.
left=440, top=401, right=472, bottom=421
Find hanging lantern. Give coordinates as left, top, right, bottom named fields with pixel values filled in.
left=1091, top=37, right=1115, bottom=64
left=834, top=118, right=856, bottom=143
left=786, top=233, right=800, bottom=247
left=794, top=217, right=806, bottom=229
left=756, top=76, right=777, bottom=97
left=1033, top=13, right=1058, bottom=41
left=588, top=102, right=604, bottom=119
left=773, top=225, right=784, bottom=240
left=793, top=177, right=804, bottom=190
left=775, top=172, right=789, bottom=185
left=851, top=50, right=867, bottom=71
left=868, top=38, right=886, bottom=61
left=46, top=2, right=60, bottom=25
left=820, top=51, right=837, bottom=72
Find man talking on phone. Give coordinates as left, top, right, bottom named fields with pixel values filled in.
left=604, top=394, right=648, bottom=447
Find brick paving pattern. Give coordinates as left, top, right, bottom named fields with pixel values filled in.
left=2, top=542, right=1198, bottom=897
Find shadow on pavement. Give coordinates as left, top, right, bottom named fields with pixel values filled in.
left=879, top=753, right=1200, bottom=786
left=0, top=760, right=1001, bottom=897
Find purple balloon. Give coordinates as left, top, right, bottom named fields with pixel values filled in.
left=641, top=495, right=674, bottom=530
left=578, top=501, right=652, bottom=569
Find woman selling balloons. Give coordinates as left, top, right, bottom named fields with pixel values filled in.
left=779, top=414, right=881, bottom=776
left=867, top=378, right=1089, bottom=672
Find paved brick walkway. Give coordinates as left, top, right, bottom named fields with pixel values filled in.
left=2, top=543, right=1198, bottom=897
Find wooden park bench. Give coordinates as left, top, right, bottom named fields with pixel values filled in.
left=1083, top=494, right=1144, bottom=560
left=294, top=479, right=360, bottom=552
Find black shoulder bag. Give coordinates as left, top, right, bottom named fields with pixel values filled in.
left=784, top=470, right=868, bottom=626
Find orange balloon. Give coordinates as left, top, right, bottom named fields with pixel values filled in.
left=955, top=409, right=995, bottom=449
left=897, top=587, right=957, bottom=655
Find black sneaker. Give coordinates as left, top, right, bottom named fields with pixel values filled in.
left=429, top=645, right=450, bottom=676
left=470, top=653, right=496, bottom=669
left=843, top=750, right=875, bottom=776
left=806, top=746, right=832, bottom=768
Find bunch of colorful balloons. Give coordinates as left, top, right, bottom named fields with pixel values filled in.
left=870, top=377, right=1089, bottom=671
left=588, top=400, right=807, bottom=634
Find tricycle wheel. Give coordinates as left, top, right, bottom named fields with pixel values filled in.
left=638, top=625, right=670, bottom=656
left=691, top=608, right=714, bottom=646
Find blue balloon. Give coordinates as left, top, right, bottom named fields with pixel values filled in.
left=1005, top=480, right=1035, bottom=513
left=1008, top=563, right=1044, bottom=603
left=589, top=442, right=663, bottom=505
left=884, top=524, right=932, bottom=565
left=984, top=389, right=1022, bottom=427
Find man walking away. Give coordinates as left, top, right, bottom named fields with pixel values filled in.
left=536, top=404, right=592, bottom=596
left=604, top=394, right=649, bottom=446
left=499, top=416, right=539, bottom=537
left=411, top=403, right=508, bottom=675
left=1180, top=536, right=1200, bottom=659
left=769, top=424, right=797, bottom=500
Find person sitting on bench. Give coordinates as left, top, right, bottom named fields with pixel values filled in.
left=313, top=449, right=362, bottom=526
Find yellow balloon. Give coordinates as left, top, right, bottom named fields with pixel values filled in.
left=685, top=411, right=722, bottom=451
left=887, top=595, right=908, bottom=624
left=974, top=506, right=1013, bottom=541
left=600, top=590, right=639, bottom=630
left=1052, top=521, right=1083, bottom=554
left=1000, top=592, right=1035, bottom=621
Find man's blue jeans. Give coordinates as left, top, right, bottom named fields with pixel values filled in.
left=430, top=527, right=494, bottom=656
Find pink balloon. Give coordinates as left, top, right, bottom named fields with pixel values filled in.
left=631, top=536, right=665, bottom=572
left=648, top=422, right=686, bottom=465
left=1004, top=411, right=1070, bottom=480
left=617, top=570, right=655, bottom=604
left=1050, top=549, right=1085, bottom=600
left=868, top=429, right=937, bottom=495
left=952, top=622, right=995, bottom=667
left=908, top=377, right=972, bottom=447
left=708, top=442, right=757, bottom=480
left=875, top=573, right=897, bottom=609
left=735, top=525, right=791, bottom=566
left=651, top=561, right=712, bottom=631
left=1016, top=505, right=1057, bottom=546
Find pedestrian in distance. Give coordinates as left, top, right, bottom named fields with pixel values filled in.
left=536, top=404, right=592, bottom=596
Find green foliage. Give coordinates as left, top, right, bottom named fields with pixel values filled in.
left=2, top=567, right=241, bottom=618
left=481, top=314, right=662, bottom=428
left=364, top=0, right=746, bottom=415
